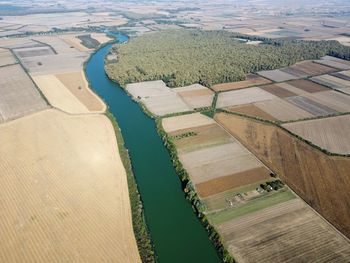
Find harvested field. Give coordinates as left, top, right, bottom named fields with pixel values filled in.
left=216, top=87, right=277, bottom=108
left=255, top=98, right=313, bottom=121
left=32, top=74, right=89, bottom=114
left=260, top=84, right=297, bottom=97
left=173, top=84, right=214, bottom=109
left=331, top=72, right=350, bottom=81
left=279, top=66, right=307, bottom=78
left=303, top=90, right=350, bottom=112
left=0, top=48, right=16, bottom=66
left=283, top=115, right=350, bottom=154
left=162, top=112, right=215, bottom=133
left=286, top=96, right=337, bottom=116
left=32, top=36, right=81, bottom=54
left=321, top=74, right=350, bottom=87
left=143, top=95, right=191, bottom=116
left=0, top=109, right=140, bottom=263
left=212, top=74, right=271, bottom=92
left=310, top=75, right=350, bottom=93
left=287, top=61, right=337, bottom=76
left=196, top=167, right=271, bottom=198
left=90, top=33, right=113, bottom=44
left=171, top=124, right=233, bottom=153
left=0, top=64, right=47, bottom=123
left=55, top=71, right=105, bottom=112
left=315, top=59, right=350, bottom=70
left=215, top=112, right=350, bottom=238
left=287, top=79, right=330, bottom=93
left=226, top=104, right=277, bottom=121
left=172, top=84, right=214, bottom=109
left=217, top=199, right=350, bottom=263
left=14, top=46, right=55, bottom=58
left=126, top=80, right=191, bottom=116
left=257, top=69, right=299, bottom=82
left=275, top=82, right=310, bottom=96
left=179, top=142, right=263, bottom=184
left=321, top=56, right=350, bottom=65
left=21, top=53, right=89, bottom=75
left=60, top=34, right=91, bottom=52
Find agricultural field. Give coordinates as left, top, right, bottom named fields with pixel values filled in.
left=32, top=74, right=89, bottom=114
left=283, top=115, right=350, bottom=155
left=162, top=113, right=270, bottom=198
left=173, top=84, right=214, bottom=109
left=216, top=87, right=277, bottom=108
left=56, top=71, right=105, bottom=112
left=311, top=74, right=350, bottom=95
left=0, top=64, right=48, bottom=123
left=216, top=199, right=350, bottom=263
left=218, top=70, right=350, bottom=122
left=126, top=81, right=214, bottom=116
left=315, top=56, right=350, bottom=70
left=0, top=48, right=16, bottom=66
left=14, top=46, right=55, bottom=59
left=0, top=109, right=140, bottom=263
left=215, top=112, right=350, bottom=238
left=212, top=74, right=271, bottom=92
left=257, top=69, right=300, bottom=82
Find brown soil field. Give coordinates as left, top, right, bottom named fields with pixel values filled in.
left=286, top=96, right=337, bottom=116
left=283, top=115, right=350, bottom=155
left=0, top=48, right=16, bottom=66
left=227, top=104, right=278, bottom=121
left=290, top=61, right=337, bottom=76
left=56, top=71, right=105, bottom=112
left=315, top=59, right=350, bottom=70
left=279, top=65, right=307, bottom=78
left=332, top=72, right=350, bottom=81
left=303, top=91, right=350, bottom=112
left=176, top=88, right=214, bottom=109
left=255, top=98, right=313, bottom=121
left=60, top=34, right=91, bottom=52
left=260, top=84, right=297, bottom=97
left=171, top=123, right=233, bottom=153
left=0, top=109, right=140, bottom=263
left=287, top=79, right=330, bottom=93
left=179, top=142, right=263, bottom=184
left=215, top=112, right=350, bottom=238
left=32, top=74, right=89, bottom=114
left=212, top=74, right=271, bottom=92
left=218, top=199, right=350, bottom=263
left=196, top=167, right=271, bottom=198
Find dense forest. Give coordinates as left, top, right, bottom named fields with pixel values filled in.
left=105, top=29, right=350, bottom=87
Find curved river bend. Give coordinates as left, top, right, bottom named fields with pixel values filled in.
left=85, top=33, right=222, bottom=263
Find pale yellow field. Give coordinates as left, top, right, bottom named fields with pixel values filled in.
left=90, top=33, right=113, bottom=44
left=32, top=74, right=89, bottom=114
left=55, top=71, right=106, bottom=112
left=0, top=109, right=140, bottom=263
left=60, top=34, right=91, bottom=52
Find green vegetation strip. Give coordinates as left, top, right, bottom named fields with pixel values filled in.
left=106, top=111, right=156, bottom=263
left=208, top=189, right=296, bottom=225
left=105, top=29, right=350, bottom=87
left=77, top=34, right=100, bottom=49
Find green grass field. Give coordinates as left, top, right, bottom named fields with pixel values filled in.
left=208, top=189, right=296, bottom=225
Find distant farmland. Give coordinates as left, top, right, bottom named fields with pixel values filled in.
left=215, top=112, right=350, bottom=238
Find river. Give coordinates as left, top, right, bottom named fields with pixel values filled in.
left=85, top=33, right=222, bottom=263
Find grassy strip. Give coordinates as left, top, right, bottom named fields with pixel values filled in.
left=106, top=112, right=156, bottom=263
left=156, top=118, right=236, bottom=263
left=208, top=189, right=296, bottom=225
